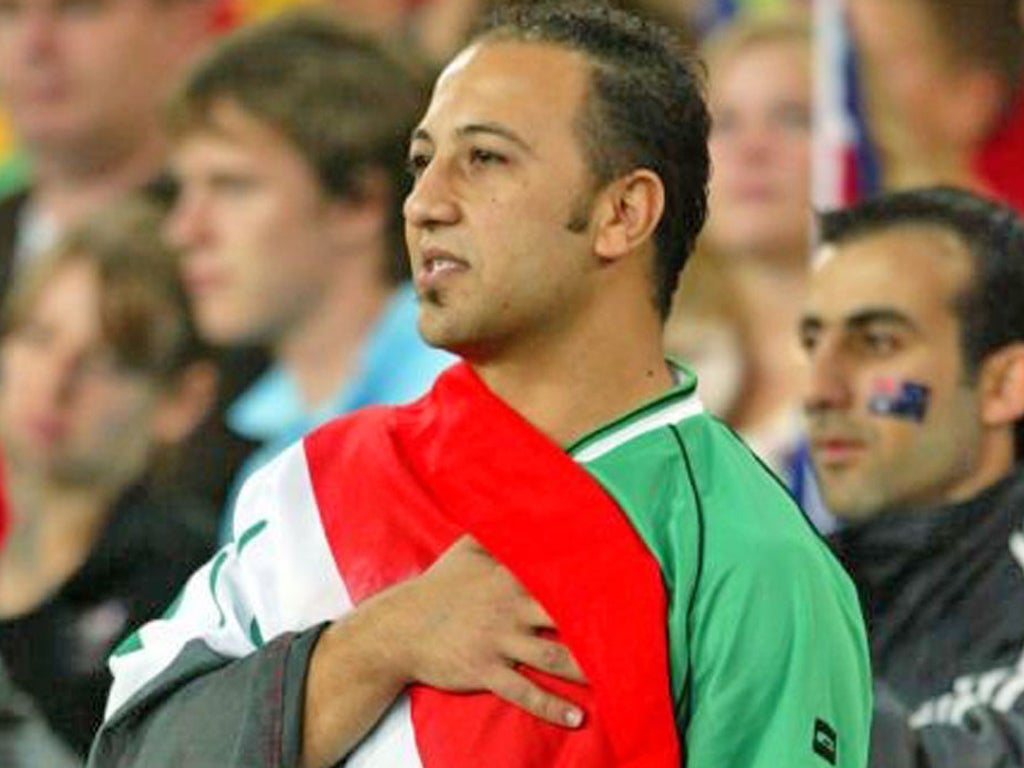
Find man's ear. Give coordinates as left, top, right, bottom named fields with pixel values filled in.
left=979, top=343, right=1024, bottom=427
left=593, top=169, right=665, bottom=262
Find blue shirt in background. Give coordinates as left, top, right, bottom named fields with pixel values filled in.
left=220, top=284, right=454, bottom=541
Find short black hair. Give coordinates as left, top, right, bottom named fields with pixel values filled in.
left=819, top=186, right=1024, bottom=456
left=478, top=1, right=710, bottom=319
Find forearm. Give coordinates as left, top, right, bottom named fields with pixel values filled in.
left=300, top=537, right=587, bottom=767
left=300, top=594, right=410, bottom=768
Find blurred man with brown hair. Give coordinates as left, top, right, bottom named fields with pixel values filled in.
left=162, top=9, right=453, bottom=540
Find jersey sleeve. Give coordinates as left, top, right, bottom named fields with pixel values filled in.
left=684, top=513, right=873, bottom=768
left=89, top=442, right=351, bottom=767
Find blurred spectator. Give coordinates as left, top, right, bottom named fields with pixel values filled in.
left=0, top=198, right=216, bottom=758
left=405, top=0, right=695, bottom=67
left=164, top=10, right=453, bottom=540
left=0, top=655, right=79, bottom=768
left=667, top=12, right=816, bottom=506
left=0, top=0, right=216, bottom=281
left=0, top=655, right=78, bottom=768
left=0, top=0, right=253, bottom=516
left=802, top=187, right=1024, bottom=766
left=845, top=0, right=1024, bottom=213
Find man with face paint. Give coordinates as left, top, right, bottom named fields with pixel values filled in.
left=801, top=186, right=1024, bottom=766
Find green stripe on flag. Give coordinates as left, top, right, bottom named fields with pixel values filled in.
left=237, top=519, right=268, bottom=555
left=112, top=630, right=144, bottom=658
left=209, top=551, right=229, bottom=627
left=250, top=618, right=264, bottom=647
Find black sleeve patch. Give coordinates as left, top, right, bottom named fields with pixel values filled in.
left=813, top=718, right=838, bottom=765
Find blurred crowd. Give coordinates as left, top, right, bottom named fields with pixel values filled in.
left=0, top=0, right=1021, bottom=765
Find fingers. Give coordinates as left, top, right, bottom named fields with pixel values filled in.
left=512, top=591, right=554, bottom=627
left=487, top=666, right=586, bottom=729
left=501, top=635, right=587, bottom=684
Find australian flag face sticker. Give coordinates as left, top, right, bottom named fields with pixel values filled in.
left=867, top=378, right=930, bottom=422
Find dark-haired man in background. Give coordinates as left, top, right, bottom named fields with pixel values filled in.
left=90, top=5, right=871, bottom=767
left=802, top=186, right=1024, bottom=765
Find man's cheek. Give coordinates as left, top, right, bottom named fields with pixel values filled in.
left=866, top=376, right=931, bottom=422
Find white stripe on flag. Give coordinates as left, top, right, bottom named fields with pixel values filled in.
left=347, top=694, right=424, bottom=768
left=812, top=0, right=854, bottom=210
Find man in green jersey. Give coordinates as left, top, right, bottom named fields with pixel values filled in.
left=89, top=4, right=871, bottom=767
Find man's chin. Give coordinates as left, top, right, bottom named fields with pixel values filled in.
left=821, top=488, right=885, bottom=524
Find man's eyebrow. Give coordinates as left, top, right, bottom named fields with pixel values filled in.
left=844, top=308, right=920, bottom=334
left=408, top=123, right=534, bottom=155
left=456, top=122, right=535, bottom=154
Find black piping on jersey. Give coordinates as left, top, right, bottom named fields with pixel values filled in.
left=669, top=422, right=705, bottom=728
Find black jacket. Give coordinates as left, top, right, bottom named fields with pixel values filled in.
left=829, top=470, right=1024, bottom=767
left=0, top=484, right=215, bottom=757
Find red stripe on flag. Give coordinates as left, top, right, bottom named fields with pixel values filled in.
left=305, top=362, right=680, bottom=766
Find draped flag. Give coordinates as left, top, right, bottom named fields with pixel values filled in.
left=301, top=362, right=683, bottom=766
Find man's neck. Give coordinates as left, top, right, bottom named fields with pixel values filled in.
left=277, top=261, right=393, bottom=410
left=472, top=312, right=673, bottom=447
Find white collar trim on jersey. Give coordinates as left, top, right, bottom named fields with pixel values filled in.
left=572, top=394, right=704, bottom=463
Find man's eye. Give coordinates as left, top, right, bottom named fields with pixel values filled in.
left=0, top=0, right=23, bottom=19
left=211, top=175, right=258, bottom=195
left=710, top=108, right=738, bottom=136
left=406, top=153, right=430, bottom=178
left=14, top=321, right=52, bottom=347
left=469, top=148, right=505, bottom=166
left=773, top=103, right=810, bottom=132
left=862, top=332, right=900, bottom=355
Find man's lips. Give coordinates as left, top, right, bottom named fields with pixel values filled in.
left=182, top=268, right=228, bottom=297
left=26, top=414, right=67, bottom=446
left=810, top=436, right=866, bottom=465
left=415, top=248, right=468, bottom=291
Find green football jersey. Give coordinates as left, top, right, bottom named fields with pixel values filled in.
left=569, top=364, right=872, bottom=768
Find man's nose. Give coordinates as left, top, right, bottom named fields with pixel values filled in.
left=37, top=349, right=83, bottom=407
left=164, top=189, right=209, bottom=250
left=804, top=344, right=854, bottom=414
left=403, top=159, right=460, bottom=230
left=20, top=5, right=60, bottom=63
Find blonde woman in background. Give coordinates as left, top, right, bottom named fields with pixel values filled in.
left=667, top=12, right=823, bottom=518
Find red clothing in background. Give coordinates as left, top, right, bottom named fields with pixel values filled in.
left=973, top=85, right=1024, bottom=216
